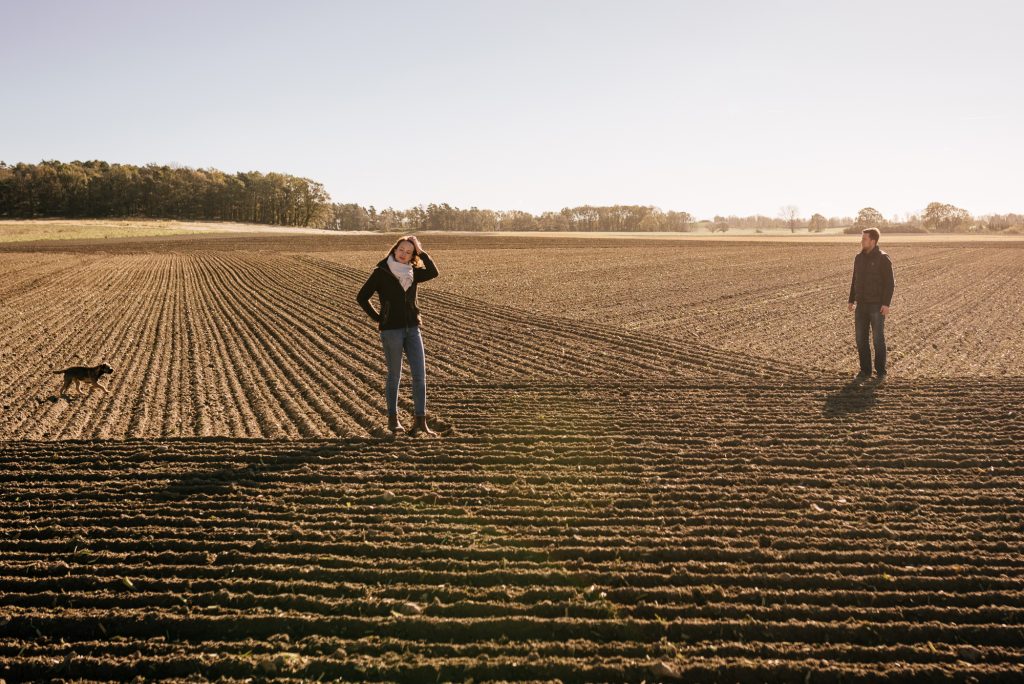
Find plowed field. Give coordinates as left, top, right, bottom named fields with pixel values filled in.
left=1, top=233, right=1022, bottom=682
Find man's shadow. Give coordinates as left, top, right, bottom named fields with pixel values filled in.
left=822, top=379, right=880, bottom=418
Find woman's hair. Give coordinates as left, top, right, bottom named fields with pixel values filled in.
left=386, top=236, right=423, bottom=268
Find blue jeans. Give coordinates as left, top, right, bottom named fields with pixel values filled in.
left=379, top=326, right=426, bottom=416
left=855, top=303, right=887, bottom=375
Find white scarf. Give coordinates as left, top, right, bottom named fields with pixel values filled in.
left=387, top=255, right=414, bottom=291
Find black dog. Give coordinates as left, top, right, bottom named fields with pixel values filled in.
left=53, top=363, right=114, bottom=398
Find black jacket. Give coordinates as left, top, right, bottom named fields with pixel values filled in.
left=356, top=251, right=439, bottom=330
left=849, top=246, right=895, bottom=306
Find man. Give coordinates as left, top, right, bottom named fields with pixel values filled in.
left=848, top=227, right=895, bottom=381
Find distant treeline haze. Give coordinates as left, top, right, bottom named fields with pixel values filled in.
left=2, top=161, right=1020, bottom=233
left=329, top=202, right=696, bottom=232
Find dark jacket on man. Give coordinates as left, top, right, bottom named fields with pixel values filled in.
left=356, top=251, right=439, bottom=330
left=848, top=245, right=895, bottom=306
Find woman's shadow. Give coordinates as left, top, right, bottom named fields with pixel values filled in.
left=822, top=378, right=880, bottom=418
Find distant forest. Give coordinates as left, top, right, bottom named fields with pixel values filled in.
left=0, top=160, right=331, bottom=227
left=2, top=160, right=1020, bottom=234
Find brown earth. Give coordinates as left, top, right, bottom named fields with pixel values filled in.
left=1, top=233, right=1022, bottom=682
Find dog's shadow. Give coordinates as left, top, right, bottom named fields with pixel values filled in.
left=822, top=379, right=880, bottom=418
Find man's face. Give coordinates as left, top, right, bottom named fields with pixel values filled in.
left=861, top=233, right=876, bottom=252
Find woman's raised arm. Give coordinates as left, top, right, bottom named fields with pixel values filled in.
left=415, top=250, right=439, bottom=283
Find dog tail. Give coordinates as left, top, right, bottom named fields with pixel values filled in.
left=52, top=369, right=66, bottom=375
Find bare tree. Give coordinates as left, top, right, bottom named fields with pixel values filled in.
left=779, top=205, right=800, bottom=233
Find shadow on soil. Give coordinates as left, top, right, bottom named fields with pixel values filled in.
left=148, top=427, right=456, bottom=502
left=151, top=440, right=366, bottom=501
left=822, top=378, right=880, bottom=418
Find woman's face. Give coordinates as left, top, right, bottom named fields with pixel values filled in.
left=394, top=240, right=415, bottom=264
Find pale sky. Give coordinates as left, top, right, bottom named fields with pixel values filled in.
left=2, top=0, right=1021, bottom=219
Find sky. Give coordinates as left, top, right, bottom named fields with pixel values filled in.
left=2, top=0, right=1022, bottom=219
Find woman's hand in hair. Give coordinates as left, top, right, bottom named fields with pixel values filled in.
left=407, top=235, right=424, bottom=254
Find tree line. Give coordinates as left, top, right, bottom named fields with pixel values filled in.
left=324, top=203, right=695, bottom=232
left=3, top=160, right=1020, bottom=234
left=0, top=160, right=332, bottom=227
left=846, top=204, right=1023, bottom=234
left=0, top=161, right=695, bottom=232
left=712, top=203, right=1021, bottom=234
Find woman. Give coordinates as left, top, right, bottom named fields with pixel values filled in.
left=356, top=235, right=439, bottom=435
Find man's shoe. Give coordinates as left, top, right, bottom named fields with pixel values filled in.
left=408, top=415, right=436, bottom=436
left=854, top=372, right=871, bottom=382
left=388, top=414, right=404, bottom=433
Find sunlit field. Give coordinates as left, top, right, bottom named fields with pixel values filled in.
left=1, top=230, right=1022, bottom=681
left=0, top=219, right=347, bottom=244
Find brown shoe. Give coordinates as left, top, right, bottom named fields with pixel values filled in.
left=408, top=415, right=436, bottom=436
left=388, top=414, right=404, bottom=433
